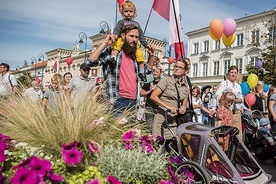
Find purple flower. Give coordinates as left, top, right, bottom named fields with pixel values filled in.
left=106, top=175, right=122, bottom=184
left=124, top=142, right=134, bottom=150
left=168, top=166, right=178, bottom=183
left=88, top=142, right=99, bottom=153
left=87, top=178, right=100, bottom=184
left=159, top=180, right=173, bottom=184
left=0, top=134, right=10, bottom=140
left=13, top=158, right=31, bottom=170
left=0, top=141, right=7, bottom=152
left=28, top=156, right=52, bottom=176
left=170, top=156, right=183, bottom=164
left=121, top=131, right=135, bottom=143
left=0, top=153, right=6, bottom=163
left=48, top=171, right=64, bottom=183
left=139, top=134, right=156, bottom=144
left=61, top=141, right=81, bottom=150
left=156, top=135, right=164, bottom=141
left=141, top=142, right=154, bottom=153
left=11, top=167, right=42, bottom=184
left=62, top=147, right=83, bottom=165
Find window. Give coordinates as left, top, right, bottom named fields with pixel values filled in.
left=193, top=43, right=199, bottom=54
left=251, top=30, right=260, bottom=44
left=203, top=40, right=209, bottom=52
left=268, top=25, right=276, bottom=40
left=237, top=33, right=244, bottom=46
left=202, top=63, right=208, bottom=76
left=192, top=64, right=198, bottom=77
left=250, top=57, right=259, bottom=66
left=143, top=50, right=149, bottom=58
left=213, top=61, right=219, bottom=76
left=236, top=58, right=243, bottom=73
left=215, top=40, right=220, bottom=50
left=223, top=60, right=231, bottom=75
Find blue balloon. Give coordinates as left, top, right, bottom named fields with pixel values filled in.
left=240, top=82, right=250, bottom=96
left=263, top=84, right=270, bottom=93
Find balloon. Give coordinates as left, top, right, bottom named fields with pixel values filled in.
left=263, top=84, right=270, bottom=93
left=209, top=19, right=224, bottom=40
left=66, top=57, right=73, bottom=66
left=168, top=57, right=174, bottom=64
left=247, top=74, right=258, bottom=88
left=35, top=77, right=41, bottom=84
left=240, top=82, right=250, bottom=96
left=222, top=33, right=236, bottom=47
left=245, top=93, right=256, bottom=106
left=223, top=18, right=237, bottom=37
left=209, top=29, right=219, bottom=41
left=255, top=60, right=263, bottom=69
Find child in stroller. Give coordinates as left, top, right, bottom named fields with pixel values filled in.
left=259, top=118, right=276, bottom=147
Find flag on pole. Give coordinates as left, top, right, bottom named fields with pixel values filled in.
left=53, top=61, right=57, bottom=73
left=117, top=0, right=124, bottom=8
left=152, top=0, right=185, bottom=59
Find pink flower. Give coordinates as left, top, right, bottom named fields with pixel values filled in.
left=61, top=141, right=81, bottom=150
left=88, top=117, right=104, bottom=130
left=141, top=142, right=154, bottom=153
left=87, top=178, right=100, bottom=184
left=13, top=158, right=31, bottom=170
left=159, top=180, right=173, bottom=184
left=121, top=131, right=135, bottom=143
left=11, top=167, right=41, bottom=184
left=88, top=142, right=99, bottom=153
left=0, top=152, right=6, bottom=163
left=106, top=175, right=122, bottom=184
left=62, top=147, right=83, bottom=165
left=28, top=156, right=52, bottom=176
left=48, top=171, right=64, bottom=183
left=124, top=142, right=134, bottom=150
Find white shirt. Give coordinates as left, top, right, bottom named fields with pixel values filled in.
left=0, top=73, right=17, bottom=96
left=24, top=87, right=43, bottom=103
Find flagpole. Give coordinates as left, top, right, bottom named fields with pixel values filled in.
left=171, top=0, right=184, bottom=59
left=115, top=0, right=118, bottom=24
left=143, top=1, right=155, bottom=35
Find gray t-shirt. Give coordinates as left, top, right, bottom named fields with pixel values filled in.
left=68, top=76, right=95, bottom=107
left=44, top=88, right=63, bottom=111
left=269, top=94, right=276, bottom=115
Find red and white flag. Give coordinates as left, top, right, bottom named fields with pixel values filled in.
left=117, top=0, right=124, bottom=8
left=53, top=61, right=57, bottom=73
left=152, top=0, right=185, bottom=59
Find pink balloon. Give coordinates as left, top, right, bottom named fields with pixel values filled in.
left=245, top=93, right=256, bottom=106
left=223, top=18, right=237, bottom=37
left=168, top=57, right=174, bottom=64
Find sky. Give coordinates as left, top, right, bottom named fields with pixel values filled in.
left=0, top=0, right=275, bottom=69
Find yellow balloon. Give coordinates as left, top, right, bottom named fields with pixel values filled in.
left=222, top=33, right=236, bottom=47
left=209, top=29, right=219, bottom=41
left=247, top=74, right=258, bottom=88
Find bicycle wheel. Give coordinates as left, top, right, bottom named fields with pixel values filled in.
left=174, top=161, right=210, bottom=184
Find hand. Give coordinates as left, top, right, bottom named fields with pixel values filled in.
left=104, top=33, right=114, bottom=45
left=147, top=44, right=155, bottom=55
left=168, top=106, right=177, bottom=114
left=179, top=106, right=186, bottom=114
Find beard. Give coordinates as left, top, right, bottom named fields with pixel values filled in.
left=122, top=41, right=137, bottom=55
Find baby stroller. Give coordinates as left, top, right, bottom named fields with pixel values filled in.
left=242, top=110, right=276, bottom=167
left=162, top=109, right=272, bottom=183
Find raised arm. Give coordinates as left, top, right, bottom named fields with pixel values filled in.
left=89, top=34, right=113, bottom=61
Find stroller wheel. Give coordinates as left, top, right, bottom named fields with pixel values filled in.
left=175, top=161, right=210, bottom=184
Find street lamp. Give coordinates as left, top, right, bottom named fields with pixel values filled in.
left=99, top=21, right=110, bottom=33
left=31, top=57, right=37, bottom=78
left=78, top=32, right=88, bottom=61
left=38, top=53, right=45, bottom=89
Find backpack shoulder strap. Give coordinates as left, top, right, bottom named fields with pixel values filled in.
left=8, top=74, right=13, bottom=88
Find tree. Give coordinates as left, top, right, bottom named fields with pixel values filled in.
left=245, top=10, right=276, bottom=86
left=17, top=71, right=33, bottom=88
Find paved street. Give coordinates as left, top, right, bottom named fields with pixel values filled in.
left=258, top=159, right=276, bottom=183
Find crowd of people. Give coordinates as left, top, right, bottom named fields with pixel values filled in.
left=1, top=0, right=276, bottom=148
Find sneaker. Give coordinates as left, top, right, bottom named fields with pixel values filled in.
left=138, top=73, right=147, bottom=82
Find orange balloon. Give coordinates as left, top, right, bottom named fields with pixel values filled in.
left=209, top=19, right=224, bottom=40
left=222, top=33, right=236, bottom=47
left=209, top=29, right=219, bottom=41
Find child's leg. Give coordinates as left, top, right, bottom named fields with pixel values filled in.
left=111, top=37, right=124, bottom=59
left=136, top=46, right=147, bottom=81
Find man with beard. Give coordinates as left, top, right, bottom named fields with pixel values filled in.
left=87, top=25, right=140, bottom=116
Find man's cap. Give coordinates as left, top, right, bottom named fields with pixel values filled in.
left=80, top=63, right=90, bottom=70
left=201, top=85, right=212, bottom=92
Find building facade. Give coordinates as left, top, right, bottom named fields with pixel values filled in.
left=186, top=8, right=276, bottom=87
